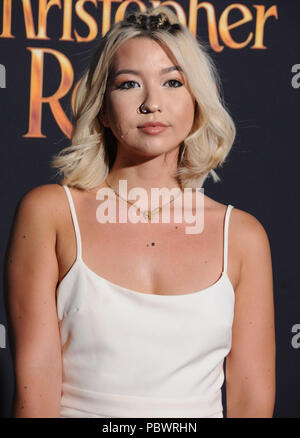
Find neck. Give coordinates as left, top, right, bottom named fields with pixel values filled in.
left=106, top=149, right=182, bottom=195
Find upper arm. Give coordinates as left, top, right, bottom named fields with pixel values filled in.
left=225, top=210, right=276, bottom=416
left=4, top=184, right=62, bottom=415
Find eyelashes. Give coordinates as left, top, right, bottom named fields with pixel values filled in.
left=116, top=79, right=183, bottom=90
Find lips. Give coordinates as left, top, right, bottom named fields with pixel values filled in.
left=138, top=123, right=169, bottom=135
left=139, top=122, right=168, bottom=128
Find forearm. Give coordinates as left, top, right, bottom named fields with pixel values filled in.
left=14, top=367, right=62, bottom=418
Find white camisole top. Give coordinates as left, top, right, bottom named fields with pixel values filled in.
left=57, top=184, right=235, bottom=418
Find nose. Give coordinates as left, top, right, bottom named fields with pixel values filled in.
left=140, top=101, right=161, bottom=112
left=139, top=85, right=162, bottom=113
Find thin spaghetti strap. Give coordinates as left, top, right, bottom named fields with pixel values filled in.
left=223, top=205, right=234, bottom=274
left=62, top=185, right=82, bottom=261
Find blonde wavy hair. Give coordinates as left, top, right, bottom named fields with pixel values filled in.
left=50, top=5, right=236, bottom=190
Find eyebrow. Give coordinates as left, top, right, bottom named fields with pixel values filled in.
left=111, top=65, right=183, bottom=79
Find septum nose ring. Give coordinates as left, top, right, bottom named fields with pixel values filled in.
left=139, top=103, right=149, bottom=114
left=138, top=103, right=161, bottom=114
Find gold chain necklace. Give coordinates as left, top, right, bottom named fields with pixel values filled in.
left=105, top=179, right=182, bottom=220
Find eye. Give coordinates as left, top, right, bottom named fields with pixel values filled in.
left=117, top=80, right=139, bottom=90
left=116, top=78, right=183, bottom=90
left=165, top=79, right=183, bottom=88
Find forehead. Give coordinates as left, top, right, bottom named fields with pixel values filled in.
left=111, top=37, right=178, bottom=70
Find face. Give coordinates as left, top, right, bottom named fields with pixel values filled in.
left=100, top=37, right=196, bottom=159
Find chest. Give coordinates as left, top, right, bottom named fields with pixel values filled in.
left=56, top=193, right=239, bottom=295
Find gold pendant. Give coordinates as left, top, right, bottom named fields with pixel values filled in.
left=143, top=210, right=152, bottom=220
left=143, top=208, right=161, bottom=220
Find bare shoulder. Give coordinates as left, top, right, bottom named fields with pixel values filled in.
left=228, top=206, right=273, bottom=291
left=17, top=183, right=67, bottom=228
left=206, top=193, right=270, bottom=244
left=20, top=183, right=64, bottom=208
left=5, top=184, right=68, bottom=295
left=229, top=206, right=271, bottom=252
left=6, top=184, right=66, bottom=263
left=204, top=195, right=272, bottom=283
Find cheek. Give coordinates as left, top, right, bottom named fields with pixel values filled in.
left=172, top=96, right=195, bottom=127
left=105, top=98, right=137, bottom=139
left=108, top=96, right=135, bottom=124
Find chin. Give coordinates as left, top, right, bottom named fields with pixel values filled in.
left=118, top=140, right=180, bottom=159
left=140, top=147, right=175, bottom=158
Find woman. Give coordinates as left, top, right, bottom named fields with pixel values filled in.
left=6, top=6, right=275, bottom=418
